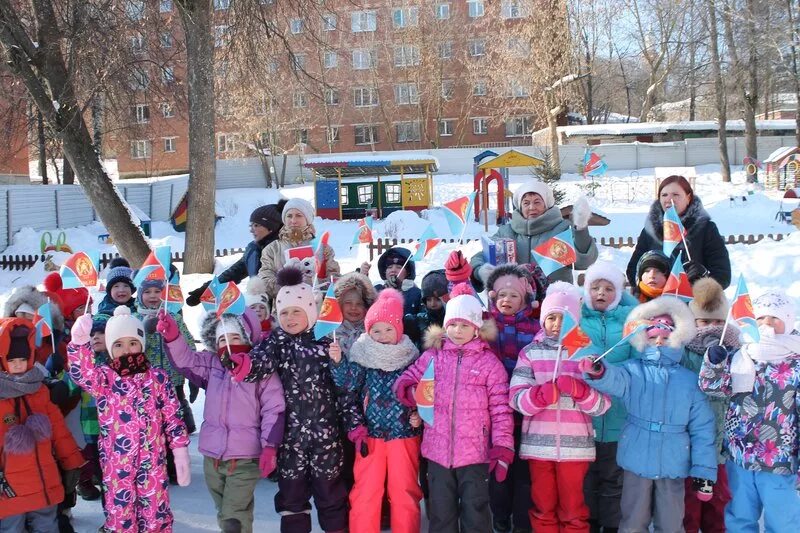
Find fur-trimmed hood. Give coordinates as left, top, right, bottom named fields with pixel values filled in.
left=349, top=333, right=419, bottom=371
left=2, top=285, right=64, bottom=333
left=625, top=296, right=696, bottom=352
left=423, top=321, right=498, bottom=351
left=644, top=196, right=710, bottom=243
left=334, top=272, right=378, bottom=307
left=200, top=308, right=261, bottom=351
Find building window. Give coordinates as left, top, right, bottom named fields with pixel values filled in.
left=160, top=32, right=173, bottom=49
left=351, top=10, right=377, bottom=32
left=163, top=137, right=176, bottom=153
left=502, top=0, right=525, bottom=19
left=162, top=66, right=175, bottom=85
left=473, top=117, right=488, bottom=135
left=324, top=50, right=338, bottom=69
left=439, top=119, right=455, bottom=136
left=126, top=0, right=145, bottom=21
left=468, top=39, right=486, bottom=57
left=507, top=37, right=531, bottom=57
left=160, top=102, right=174, bottom=118
left=214, top=0, right=230, bottom=11
left=132, top=104, right=150, bottom=124
left=159, top=0, right=172, bottom=13
left=131, top=68, right=149, bottom=90
left=395, top=121, right=421, bottom=142
left=505, top=116, right=533, bottom=137
left=325, top=88, right=340, bottom=106
left=253, top=97, right=269, bottom=116
left=290, top=52, right=306, bottom=72
left=439, top=41, right=452, bottom=60
left=326, top=126, right=341, bottom=144
left=293, top=91, right=308, bottom=108
left=267, top=61, right=278, bottom=74
left=352, top=49, right=375, bottom=70
left=467, top=0, right=485, bottom=18
left=508, top=80, right=529, bottom=98
left=354, top=124, right=379, bottom=145
left=295, top=129, right=308, bottom=144
left=394, top=45, right=420, bottom=67
left=357, top=184, right=373, bottom=205
left=394, top=83, right=419, bottom=105
left=385, top=184, right=401, bottom=203
left=353, top=87, right=379, bottom=107
left=217, top=133, right=238, bottom=153
left=323, top=14, right=337, bottom=31
left=340, top=187, right=349, bottom=205
left=392, top=7, right=418, bottom=29
left=473, top=79, right=488, bottom=96
left=130, top=140, right=151, bottom=159
left=290, top=18, right=304, bottom=34
left=214, top=25, right=229, bottom=48
left=441, top=80, right=454, bottom=100
left=130, top=33, right=144, bottom=54
left=435, top=3, right=450, bottom=20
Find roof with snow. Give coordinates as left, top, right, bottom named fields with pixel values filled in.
left=764, top=146, right=799, bottom=166
left=550, top=120, right=797, bottom=137
left=304, top=153, right=439, bottom=179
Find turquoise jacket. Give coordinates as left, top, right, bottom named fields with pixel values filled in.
left=580, top=292, right=637, bottom=442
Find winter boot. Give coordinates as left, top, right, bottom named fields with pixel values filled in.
left=181, top=397, right=197, bottom=434
left=77, top=479, right=101, bottom=501
left=221, top=519, right=242, bottom=533
left=493, top=517, right=512, bottom=533
left=57, top=512, right=76, bottom=533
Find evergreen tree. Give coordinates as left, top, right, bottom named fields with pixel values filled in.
left=533, top=151, right=566, bottom=205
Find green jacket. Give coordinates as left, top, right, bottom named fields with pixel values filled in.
left=135, top=306, right=195, bottom=387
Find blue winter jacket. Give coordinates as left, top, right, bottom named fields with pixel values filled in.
left=586, top=345, right=717, bottom=481
left=580, top=292, right=637, bottom=443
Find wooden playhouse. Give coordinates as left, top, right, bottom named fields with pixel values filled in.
left=304, top=154, right=438, bottom=220
left=764, top=146, right=800, bottom=190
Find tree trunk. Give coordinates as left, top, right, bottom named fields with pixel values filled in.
left=743, top=0, right=759, bottom=183
left=787, top=0, right=800, bottom=147
left=36, top=110, right=48, bottom=185
left=546, top=105, right=562, bottom=175
left=62, top=158, right=74, bottom=185
left=177, top=0, right=216, bottom=274
left=0, top=0, right=150, bottom=263
left=706, top=0, right=731, bottom=182
left=280, top=153, right=287, bottom=188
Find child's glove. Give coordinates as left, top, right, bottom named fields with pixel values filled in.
left=348, top=426, right=369, bottom=458
left=70, top=313, right=93, bottom=346
left=172, top=446, right=191, bottom=487
left=156, top=310, right=181, bottom=343
left=529, top=382, right=559, bottom=408
left=488, top=446, right=515, bottom=482
left=259, top=446, right=277, bottom=478
left=683, top=260, right=710, bottom=283
left=445, top=250, right=472, bottom=283
left=692, top=478, right=714, bottom=502
left=571, top=195, right=592, bottom=231
left=228, top=353, right=252, bottom=382
left=706, top=346, right=729, bottom=365
left=578, top=357, right=605, bottom=379
left=556, top=375, right=591, bottom=402
left=186, top=281, right=211, bottom=307
left=393, top=375, right=418, bottom=408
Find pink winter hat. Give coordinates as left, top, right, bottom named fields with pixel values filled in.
left=365, top=288, right=404, bottom=343
left=539, top=281, right=582, bottom=325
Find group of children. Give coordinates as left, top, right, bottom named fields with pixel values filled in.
left=0, top=194, right=798, bottom=533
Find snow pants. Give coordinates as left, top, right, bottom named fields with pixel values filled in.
left=619, top=470, right=684, bottom=533
left=683, top=463, right=729, bottom=533
left=725, top=460, right=800, bottom=533
left=490, top=418, right=532, bottom=530
left=584, top=441, right=623, bottom=531
left=427, top=461, right=490, bottom=533
left=0, top=505, right=58, bottom=533
left=349, top=436, right=421, bottom=533
left=275, top=475, right=347, bottom=533
left=204, top=457, right=261, bottom=533
left=529, top=459, right=590, bottom=533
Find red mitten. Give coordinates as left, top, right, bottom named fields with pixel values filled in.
left=348, top=425, right=369, bottom=457
left=556, top=375, right=591, bottom=402
left=488, top=446, right=515, bottom=482
left=156, top=310, right=180, bottom=343
left=530, top=382, right=559, bottom=408
left=445, top=250, right=472, bottom=283
left=392, top=375, right=418, bottom=408
left=229, top=353, right=252, bottom=382
left=259, top=446, right=277, bottom=477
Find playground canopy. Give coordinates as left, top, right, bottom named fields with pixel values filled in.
left=477, top=149, right=545, bottom=170
left=304, top=153, right=439, bottom=178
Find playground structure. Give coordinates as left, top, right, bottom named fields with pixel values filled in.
left=764, top=146, right=800, bottom=190
left=474, top=149, right=545, bottom=230
left=778, top=188, right=800, bottom=229
left=304, top=154, right=437, bottom=220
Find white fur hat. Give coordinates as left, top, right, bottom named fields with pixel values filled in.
left=753, top=291, right=796, bottom=332
left=513, top=180, right=555, bottom=210
left=583, top=261, right=626, bottom=311
left=105, top=306, right=146, bottom=353
left=282, top=198, right=315, bottom=225
left=215, top=315, right=248, bottom=343
left=624, top=296, right=696, bottom=352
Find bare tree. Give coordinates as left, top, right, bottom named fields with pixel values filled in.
left=706, top=0, right=732, bottom=182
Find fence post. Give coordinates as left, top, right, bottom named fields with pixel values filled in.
left=54, top=189, right=60, bottom=228
left=6, top=190, right=11, bottom=246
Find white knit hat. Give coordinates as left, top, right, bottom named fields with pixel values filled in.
left=443, top=284, right=483, bottom=329
left=513, top=180, right=555, bottom=211
left=753, top=291, right=797, bottom=332
left=583, top=261, right=626, bottom=311
left=275, top=266, right=318, bottom=327
left=105, top=306, right=146, bottom=353
left=245, top=291, right=269, bottom=310
left=282, top=198, right=315, bottom=225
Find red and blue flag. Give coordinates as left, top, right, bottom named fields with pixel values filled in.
left=311, top=231, right=331, bottom=280
left=33, top=303, right=53, bottom=348
left=351, top=216, right=374, bottom=246
left=663, top=252, right=693, bottom=302
left=200, top=277, right=222, bottom=313
left=558, top=311, right=592, bottom=358
left=132, top=246, right=171, bottom=286
left=731, top=275, right=759, bottom=342
left=662, top=205, right=686, bottom=256
left=414, top=358, right=435, bottom=426
left=531, top=228, right=577, bottom=276
left=582, top=148, right=608, bottom=177
left=442, top=191, right=477, bottom=236
left=60, top=250, right=100, bottom=289
left=314, top=283, right=343, bottom=340
left=412, top=225, right=441, bottom=262
left=214, top=281, right=245, bottom=318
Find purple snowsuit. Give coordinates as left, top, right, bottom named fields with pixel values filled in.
left=68, top=342, right=189, bottom=532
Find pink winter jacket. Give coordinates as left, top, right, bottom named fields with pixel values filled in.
left=509, top=333, right=610, bottom=462
left=396, top=325, right=513, bottom=469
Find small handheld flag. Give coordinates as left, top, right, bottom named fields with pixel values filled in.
left=200, top=277, right=221, bottom=313
left=412, top=225, right=441, bottom=262
left=60, top=250, right=100, bottom=289
left=311, top=231, right=331, bottom=280
left=594, top=322, right=649, bottom=363
left=162, top=284, right=185, bottom=314
left=582, top=148, right=608, bottom=177
left=33, top=303, right=53, bottom=348
left=662, top=205, right=687, bottom=257
left=351, top=216, right=374, bottom=247
left=558, top=311, right=592, bottom=358
left=214, top=281, right=245, bottom=318
left=531, top=228, right=577, bottom=276
left=729, top=275, right=759, bottom=343
left=314, top=283, right=343, bottom=340
left=414, top=358, right=435, bottom=426
left=132, top=246, right=171, bottom=286
left=442, top=191, right=477, bottom=236
left=663, top=252, right=693, bottom=303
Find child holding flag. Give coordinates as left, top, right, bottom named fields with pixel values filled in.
left=393, top=283, right=514, bottom=533
left=580, top=296, right=717, bottom=533
left=328, top=289, right=422, bottom=533
left=228, top=266, right=358, bottom=533
left=158, top=308, right=285, bottom=533
left=375, top=247, right=422, bottom=316
left=509, top=281, right=610, bottom=533
left=97, top=258, right=136, bottom=315
left=67, top=307, right=191, bottom=532
left=699, top=290, right=800, bottom=531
